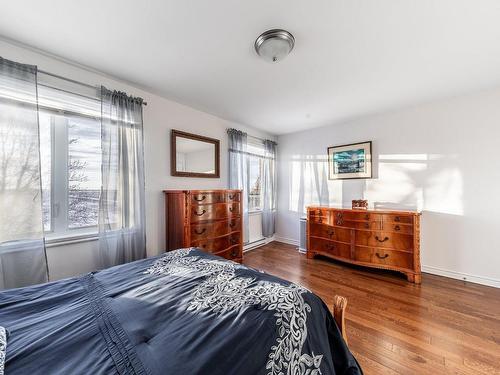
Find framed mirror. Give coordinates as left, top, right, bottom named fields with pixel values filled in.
left=171, top=129, right=220, bottom=178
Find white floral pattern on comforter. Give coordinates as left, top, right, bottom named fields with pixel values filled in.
left=0, top=326, right=6, bottom=375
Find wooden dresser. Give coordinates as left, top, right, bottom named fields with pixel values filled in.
left=307, top=207, right=421, bottom=283
left=163, top=189, right=243, bottom=262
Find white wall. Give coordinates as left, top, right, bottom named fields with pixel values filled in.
left=0, top=38, right=274, bottom=281
left=277, top=87, right=500, bottom=287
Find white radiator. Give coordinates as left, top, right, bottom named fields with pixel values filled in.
left=299, top=217, right=307, bottom=253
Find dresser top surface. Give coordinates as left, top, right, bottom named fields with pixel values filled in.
left=163, top=189, right=242, bottom=194
left=307, top=205, right=421, bottom=216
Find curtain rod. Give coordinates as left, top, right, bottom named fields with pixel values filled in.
left=38, top=69, right=148, bottom=106
left=247, top=134, right=278, bottom=146
left=227, top=128, right=277, bottom=144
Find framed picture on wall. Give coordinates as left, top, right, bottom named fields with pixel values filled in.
left=327, top=141, right=372, bottom=180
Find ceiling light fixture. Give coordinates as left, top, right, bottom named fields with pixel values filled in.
left=255, top=29, right=295, bottom=63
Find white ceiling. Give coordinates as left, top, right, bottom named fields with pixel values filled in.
left=1, top=1, right=500, bottom=135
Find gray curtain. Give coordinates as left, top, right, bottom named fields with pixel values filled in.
left=0, top=57, right=48, bottom=289
left=262, top=140, right=277, bottom=237
left=228, top=129, right=250, bottom=243
left=99, top=86, right=146, bottom=268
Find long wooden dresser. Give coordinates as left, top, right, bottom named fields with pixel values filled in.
left=307, top=206, right=421, bottom=283
left=163, top=189, right=243, bottom=262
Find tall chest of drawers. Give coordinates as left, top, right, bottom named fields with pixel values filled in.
left=163, top=189, right=243, bottom=262
left=307, top=207, right=421, bottom=283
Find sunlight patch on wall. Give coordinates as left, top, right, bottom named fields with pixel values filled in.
left=424, top=167, right=463, bottom=215
left=366, top=158, right=426, bottom=211
left=379, top=154, right=429, bottom=161
left=287, top=152, right=463, bottom=216
left=367, top=153, right=463, bottom=215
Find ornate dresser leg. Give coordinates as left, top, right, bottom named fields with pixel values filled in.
left=406, top=272, right=422, bottom=284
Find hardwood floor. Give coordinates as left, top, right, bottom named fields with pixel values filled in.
left=243, top=241, right=500, bottom=375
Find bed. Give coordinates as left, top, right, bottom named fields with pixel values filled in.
left=0, top=248, right=362, bottom=375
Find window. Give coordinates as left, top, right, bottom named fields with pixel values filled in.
left=248, top=156, right=262, bottom=211
left=247, top=139, right=265, bottom=212
left=67, top=117, right=101, bottom=229
left=38, top=78, right=101, bottom=239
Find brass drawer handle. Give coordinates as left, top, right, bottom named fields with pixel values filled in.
left=194, top=228, right=206, bottom=235
left=364, top=222, right=370, bottom=229
left=229, top=206, right=235, bottom=212
left=394, top=216, right=401, bottom=222
left=229, top=222, right=236, bottom=228
left=336, top=220, right=343, bottom=225
left=326, top=229, right=335, bottom=237
left=365, top=214, right=370, bottom=220
left=194, top=209, right=206, bottom=216
left=231, top=250, right=238, bottom=257
left=228, top=194, right=236, bottom=200
left=230, top=237, right=238, bottom=244
left=336, top=212, right=343, bottom=218
left=375, top=236, right=389, bottom=243
left=375, top=252, right=389, bottom=259
left=394, top=225, right=400, bottom=231
left=194, top=195, right=206, bottom=202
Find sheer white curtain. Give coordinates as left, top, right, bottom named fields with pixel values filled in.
left=98, top=87, right=146, bottom=268
left=262, top=140, right=277, bottom=237
left=228, top=129, right=250, bottom=243
left=0, top=57, right=48, bottom=289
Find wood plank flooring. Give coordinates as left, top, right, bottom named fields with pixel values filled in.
left=243, top=241, right=500, bottom=375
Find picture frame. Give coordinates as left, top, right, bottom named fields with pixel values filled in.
left=327, top=141, right=372, bottom=180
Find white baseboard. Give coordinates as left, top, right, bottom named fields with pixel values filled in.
left=274, top=236, right=299, bottom=246
left=422, top=265, right=500, bottom=288
left=244, top=236, right=275, bottom=252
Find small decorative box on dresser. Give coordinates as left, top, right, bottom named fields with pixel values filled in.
left=163, top=189, right=243, bottom=262
left=306, top=207, right=421, bottom=283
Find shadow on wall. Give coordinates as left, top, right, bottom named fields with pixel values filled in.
left=287, top=152, right=464, bottom=217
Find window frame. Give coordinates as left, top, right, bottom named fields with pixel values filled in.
left=40, top=106, right=101, bottom=241
left=248, top=155, right=263, bottom=213
left=247, top=137, right=267, bottom=213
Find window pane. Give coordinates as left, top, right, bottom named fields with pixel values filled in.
left=67, top=117, right=101, bottom=229
left=39, top=112, right=52, bottom=232
left=249, top=156, right=262, bottom=211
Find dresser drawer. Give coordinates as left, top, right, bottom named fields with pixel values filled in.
left=190, top=218, right=241, bottom=240
left=308, top=208, right=331, bottom=224
left=190, top=204, right=219, bottom=222
left=354, top=246, right=414, bottom=270
left=191, top=233, right=241, bottom=253
left=225, top=191, right=241, bottom=202
left=383, top=214, right=413, bottom=224
left=191, top=192, right=241, bottom=205
left=191, top=192, right=225, bottom=204
left=355, top=231, right=413, bottom=251
left=332, top=211, right=383, bottom=222
left=190, top=203, right=240, bottom=222
left=214, top=245, right=241, bottom=261
left=227, top=202, right=240, bottom=217
left=380, top=222, right=414, bottom=235
left=309, top=238, right=351, bottom=259
left=334, top=220, right=380, bottom=231
left=309, top=223, right=351, bottom=242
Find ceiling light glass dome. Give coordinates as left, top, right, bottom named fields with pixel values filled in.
left=255, top=29, right=295, bottom=63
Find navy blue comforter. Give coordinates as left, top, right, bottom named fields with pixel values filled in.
left=0, top=248, right=362, bottom=374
